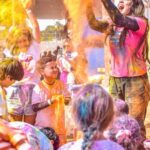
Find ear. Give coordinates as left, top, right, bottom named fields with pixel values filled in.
left=5, top=75, right=11, bottom=80
left=39, top=69, right=44, bottom=76
left=6, top=75, right=14, bottom=81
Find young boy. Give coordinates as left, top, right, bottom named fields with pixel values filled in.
left=0, top=58, right=24, bottom=120
left=32, top=51, right=71, bottom=146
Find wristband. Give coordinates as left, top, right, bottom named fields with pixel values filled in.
left=48, top=99, right=52, bottom=105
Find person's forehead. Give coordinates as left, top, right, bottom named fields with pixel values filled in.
left=115, top=0, right=132, bottom=5
left=45, top=61, right=57, bottom=67
left=17, top=35, right=28, bottom=41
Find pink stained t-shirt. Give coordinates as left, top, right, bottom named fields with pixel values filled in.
left=108, top=17, right=148, bottom=77
left=32, top=80, right=70, bottom=133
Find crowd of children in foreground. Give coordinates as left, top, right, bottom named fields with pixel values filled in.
left=0, top=59, right=150, bottom=150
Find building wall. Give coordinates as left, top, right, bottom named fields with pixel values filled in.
left=33, top=0, right=66, bottom=19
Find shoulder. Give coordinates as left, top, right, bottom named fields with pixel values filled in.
left=93, top=140, right=125, bottom=150
left=59, top=140, right=82, bottom=150
left=33, top=83, right=41, bottom=92
left=133, top=17, right=147, bottom=24
left=28, top=40, right=40, bottom=61
left=30, top=40, right=40, bottom=47
left=3, top=48, right=12, bottom=57
left=32, top=83, right=43, bottom=103
left=132, top=17, right=148, bottom=34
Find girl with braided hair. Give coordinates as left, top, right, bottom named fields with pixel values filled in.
left=86, top=0, right=150, bottom=138
left=59, top=84, right=124, bottom=150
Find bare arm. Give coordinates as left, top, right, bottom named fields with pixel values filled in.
left=21, top=0, right=40, bottom=42
left=26, top=9, right=40, bottom=43
left=86, top=2, right=109, bottom=33
left=101, top=0, right=139, bottom=31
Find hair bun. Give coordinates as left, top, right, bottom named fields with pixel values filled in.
left=116, top=129, right=131, bottom=139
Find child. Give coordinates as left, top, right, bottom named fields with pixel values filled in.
left=4, top=1, right=40, bottom=124
left=32, top=51, right=70, bottom=146
left=107, top=115, right=144, bottom=150
left=57, top=40, right=77, bottom=87
left=59, top=84, right=124, bottom=150
left=40, top=127, right=60, bottom=150
left=0, top=58, right=24, bottom=121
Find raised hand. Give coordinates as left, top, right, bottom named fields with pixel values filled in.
left=20, top=0, right=33, bottom=10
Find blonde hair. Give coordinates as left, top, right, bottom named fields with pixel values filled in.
left=6, top=25, right=33, bottom=55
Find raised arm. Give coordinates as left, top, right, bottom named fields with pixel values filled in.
left=21, top=0, right=40, bottom=42
left=25, top=9, right=40, bottom=42
left=101, top=0, right=139, bottom=31
left=86, top=1, right=109, bottom=33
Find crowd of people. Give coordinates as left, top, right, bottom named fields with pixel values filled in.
left=0, top=0, right=150, bottom=149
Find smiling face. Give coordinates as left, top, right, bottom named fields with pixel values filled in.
left=117, top=0, right=133, bottom=15
left=42, top=61, right=58, bottom=81
left=17, top=34, right=30, bottom=52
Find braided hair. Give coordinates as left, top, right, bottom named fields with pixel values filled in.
left=82, top=124, right=98, bottom=150
left=72, top=84, right=114, bottom=150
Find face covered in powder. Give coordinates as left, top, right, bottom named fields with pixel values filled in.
left=117, top=0, right=133, bottom=15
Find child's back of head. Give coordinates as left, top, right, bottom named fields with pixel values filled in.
left=72, top=83, right=114, bottom=150
left=108, top=114, right=144, bottom=150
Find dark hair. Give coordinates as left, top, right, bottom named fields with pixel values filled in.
left=36, top=51, right=58, bottom=80
left=40, top=127, right=59, bottom=150
left=72, top=83, right=114, bottom=150
left=0, top=58, right=24, bottom=81
left=36, top=51, right=57, bottom=73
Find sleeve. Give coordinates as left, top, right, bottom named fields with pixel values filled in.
left=3, top=49, right=13, bottom=58
left=32, top=85, right=43, bottom=104
left=32, top=101, right=50, bottom=112
left=28, top=41, right=40, bottom=62
left=101, top=0, right=139, bottom=31
left=86, top=3, right=109, bottom=33
left=134, top=17, right=147, bottom=35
